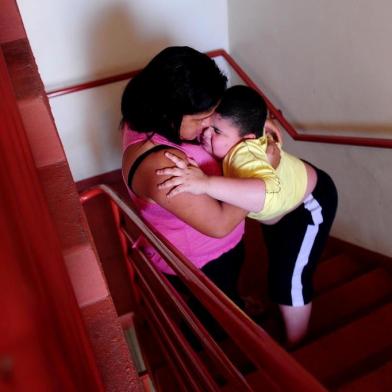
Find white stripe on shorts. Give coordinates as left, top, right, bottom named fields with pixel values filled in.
left=290, top=194, right=323, bottom=306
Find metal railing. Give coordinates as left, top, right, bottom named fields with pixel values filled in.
left=48, top=49, right=392, bottom=149
left=80, top=184, right=326, bottom=392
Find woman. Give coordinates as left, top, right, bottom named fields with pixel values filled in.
left=121, top=46, right=248, bottom=308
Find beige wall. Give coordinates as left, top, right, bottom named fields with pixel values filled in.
left=17, top=0, right=229, bottom=181
left=228, top=0, right=392, bottom=256
left=17, top=0, right=392, bottom=256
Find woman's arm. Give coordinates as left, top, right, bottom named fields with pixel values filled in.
left=126, top=147, right=247, bottom=238
left=157, top=152, right=266, bottom=213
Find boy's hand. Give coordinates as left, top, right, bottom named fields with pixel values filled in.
left=266, top=138, right=281, bottom=169
left=264, top=119, right=282, bottom=144
left=156, top=152, right=208, bottom=197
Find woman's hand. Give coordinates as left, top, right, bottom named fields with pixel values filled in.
left=156, top=152, right=209, bottom=197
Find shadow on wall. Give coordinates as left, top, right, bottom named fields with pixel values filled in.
left=82, top=3, right=171, bottom=177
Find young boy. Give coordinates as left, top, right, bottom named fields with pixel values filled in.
left=157, top=85, right=338, bottom=346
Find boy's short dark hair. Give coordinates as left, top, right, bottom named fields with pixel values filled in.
left=215, top=85, right=268, bottom=138
left=121, top=46, right=227, bottom=143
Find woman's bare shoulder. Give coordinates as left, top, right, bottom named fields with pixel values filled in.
left=124, top=143, right=246, bottom=237
left=123, top=143, right=185, bottom=193
left=122, top=140, right=183, bottom=175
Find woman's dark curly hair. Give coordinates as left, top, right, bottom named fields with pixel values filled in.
left=121, top=46, right=227, bottom=143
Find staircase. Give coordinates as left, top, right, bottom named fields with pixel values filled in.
left=238, top=237, right=392, bottom=391
left=130, top=237, right=392, bottom=391
left=81, top=186, right=392, bottom=391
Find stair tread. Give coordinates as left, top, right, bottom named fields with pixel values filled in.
left=319, top=238, right=344, bottom=261
left=221, top=368, right=281, bottom=392
left=153, top=365, right=183, bottom=392
left=336, top=360, right=392, bottom=392
left=314, top=254, right=374, bottom=294
left=293, top=303, right=392, bottom=385
left=309, top=268, right=392, bottom=338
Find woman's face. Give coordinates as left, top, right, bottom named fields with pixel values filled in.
left=179, top=107, right=216, bottom=141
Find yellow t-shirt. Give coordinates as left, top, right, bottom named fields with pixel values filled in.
left=222, top=136, right=308, bottom=221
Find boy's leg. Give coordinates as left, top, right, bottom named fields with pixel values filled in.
left=279, top=303, right=312, bottom=347
left=262, top=168, right=337, bottom=346
left=262, top=211, right=316, bottom=346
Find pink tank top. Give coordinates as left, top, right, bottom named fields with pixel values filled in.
left=123, top=127, right=245, bottom=274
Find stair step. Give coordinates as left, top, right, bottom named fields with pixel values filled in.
left=293, top=303, right=392, bottom=387
left=140, top=373, right=156, bottom=392
left=309, top=268, right=392, bottom=339
left=218, top=339, right=257, bottom=374
left=152, top=365, right=183, bottom=392
left=336, top=360, right=392, bottom=392
left=119, top=313, right=158, bottom=391
left=319, top=237, right=344, bottom=261
left=120, top=313, right=147, bottom=374
left=314, top=254, right=374, bottom=294
left=221, top=368, right=281, bottom=392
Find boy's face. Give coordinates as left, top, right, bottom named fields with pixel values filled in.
left=202, top=114, right=243, bottom=158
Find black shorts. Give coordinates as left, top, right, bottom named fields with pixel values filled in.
left=261, top=166, right=338, bottom=306
left=165, top=241, right=245, bottom=342
left=166, top=240, right=245, bottom=308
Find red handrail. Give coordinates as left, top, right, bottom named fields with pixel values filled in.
left=81, top=188, right=253, bottom=391
left=47, top=49, right=392, bottom=149
left=80, top=184, right=326, bottom=392
left=128, top=240, right=251, bottom=391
